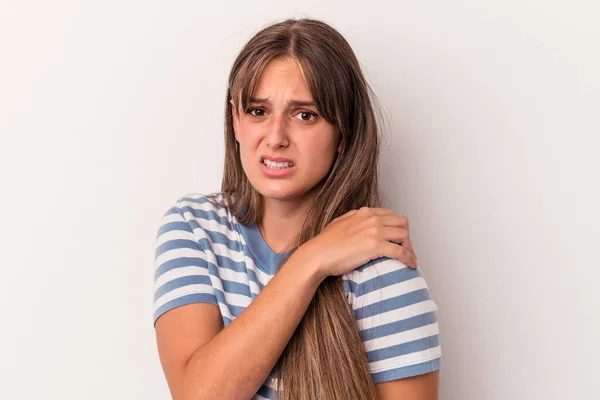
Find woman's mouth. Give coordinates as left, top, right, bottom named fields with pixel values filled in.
left=259, top=159, right=296, bottom=178
left=262, top=159, right=295, bottom=169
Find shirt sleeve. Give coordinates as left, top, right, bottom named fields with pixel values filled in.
left=343, top=257, right=441, bottom=383
left=152, top=199, right=218, bottom=327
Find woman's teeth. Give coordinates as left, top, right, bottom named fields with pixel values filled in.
left=263, top=159, right=294, bottom=169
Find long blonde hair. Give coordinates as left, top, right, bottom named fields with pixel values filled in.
left=222, top=18, right=384, bottom=399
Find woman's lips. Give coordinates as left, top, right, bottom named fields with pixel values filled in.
left=259, top=160, right=296, bottom=178
left=261, top=155, right=295, bottom=163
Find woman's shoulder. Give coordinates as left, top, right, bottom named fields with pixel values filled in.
left=342, top=257, right=434, bottom=304
left=172, top=191, right=229, bottom=210
left=342, top=256, right=411, bottom=283
left=167, top=191, right=232, bottom=220
left=159, top=191, right=239, bottom=238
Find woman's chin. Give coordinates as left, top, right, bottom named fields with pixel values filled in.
left=256, top=183, right=305, bottom=201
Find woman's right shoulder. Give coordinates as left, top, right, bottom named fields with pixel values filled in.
left=158, top=191, right=237, bottom=238
left=171, top=191, right=227, bottom=208
left=163, top=191, right=230, bottom=219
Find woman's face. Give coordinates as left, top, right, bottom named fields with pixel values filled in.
left=231, top=56, right=342, bottom=202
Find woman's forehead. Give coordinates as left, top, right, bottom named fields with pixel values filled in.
left=253, top=58, right=310, bottom=96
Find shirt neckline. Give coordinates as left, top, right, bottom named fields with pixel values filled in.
left=237, top=220, right=293, bottom=275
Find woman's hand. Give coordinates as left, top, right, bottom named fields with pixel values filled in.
left=302, top=207, right=419, bottom=278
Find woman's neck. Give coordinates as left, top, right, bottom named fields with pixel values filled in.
left=259, top=195, right=311, bottom=253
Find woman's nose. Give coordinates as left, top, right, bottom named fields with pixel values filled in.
left=265, top=114, right=289, bottom=148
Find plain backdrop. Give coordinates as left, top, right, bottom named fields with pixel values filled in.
left=1, top=1, right=598, bottom=399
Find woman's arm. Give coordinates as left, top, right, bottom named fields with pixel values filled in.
left=155, top=244, right=326, bottom=400
left=375, top=370, right=440, bottom=400
left=155, top=206, right=419, bottom=399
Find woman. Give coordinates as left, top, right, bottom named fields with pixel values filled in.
left=153, top=18, right=441, bottom=399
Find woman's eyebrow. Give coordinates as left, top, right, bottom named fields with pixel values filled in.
left=249, top=97, right=316, bottom=107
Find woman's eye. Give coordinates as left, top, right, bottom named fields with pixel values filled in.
left=247, top=108, right=265, bottom=117
left=295, top=111, right=318, bottom=122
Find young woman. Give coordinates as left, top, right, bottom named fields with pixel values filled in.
left=153, top=18, right=441, bottom=400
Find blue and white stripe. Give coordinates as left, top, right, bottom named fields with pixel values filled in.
left=153, top=192, right=441, bottom=397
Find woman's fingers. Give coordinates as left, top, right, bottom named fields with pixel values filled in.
left=380, top=226, right=418, bottom=268
left=400, top=236, right=415, bottom=258
left=338, top=207, right=418, bottom=268
left=381, top=226, right=409, bottom=244
left=381, top=241, right=418, bottom=269
left=378, top=213, right=409, bottom=228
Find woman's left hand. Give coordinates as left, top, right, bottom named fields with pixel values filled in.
left=399, top=215, right=418, bottom=267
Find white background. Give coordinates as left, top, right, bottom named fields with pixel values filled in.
left=1, top=1, right=598, bottom=399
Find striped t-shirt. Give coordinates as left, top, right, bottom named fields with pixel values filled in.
left=153, top=192, right=441, bottom=399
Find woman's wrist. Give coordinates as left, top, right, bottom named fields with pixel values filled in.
left=292, top=241, right=329, bottom=285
